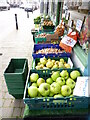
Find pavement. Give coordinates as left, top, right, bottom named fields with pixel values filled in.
left=0, top=8, right=40, bottom=119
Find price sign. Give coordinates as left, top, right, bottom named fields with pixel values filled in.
left=76, top=19, right=82, bottom=32
left=73, top=77, right=89, bottom=97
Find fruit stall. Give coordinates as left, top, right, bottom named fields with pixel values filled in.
left=3, top=1, right=90, bottom=120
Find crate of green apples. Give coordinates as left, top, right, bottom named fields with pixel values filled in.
left=23, top=68, right=88, bottom=110
left=32, top=57, right=73, bottom=70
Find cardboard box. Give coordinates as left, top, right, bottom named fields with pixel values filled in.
left=46, top=33, right=59, bottom=41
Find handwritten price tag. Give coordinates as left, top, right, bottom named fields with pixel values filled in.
left=73, top=77, right=89, bottom=97
left=76, top=20, right=82, bottom=32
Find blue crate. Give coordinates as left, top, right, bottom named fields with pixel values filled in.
left=23, top=68, right=89, bottom=110
left=32, top=44, right=71, bottom=59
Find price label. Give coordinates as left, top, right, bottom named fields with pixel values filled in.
left=76, top=19, right=82, bottom=32
left=73, top=77, right=89, bottom=97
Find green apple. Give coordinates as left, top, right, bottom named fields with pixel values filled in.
left=30, top=73, right=39, bottom=82
left=50, top=82, right=61, bottom=94
left=46, top=78, right=53, bottom=85
left=60, top=58, right=64, bottom=64
left=61, top=85, right=71, bottom=97
left=49, top=91, right=54, bottom=97
left=47, top=58, right=51, bottom=62
left=60, top=70, right=69, bottom=80
left=35, top=65, right=40, bottom=70
left=64, top=63, right=71, bottom=68
left=55, top=61, right=59, bottom=65
left=31, top=83, right=37, bottom=87
left=66, top=78, right=76, bottom=89
left=39, top=64, right=44, bottom=69
left=58, top=62, right=65, bottom=68
left=54, top=94, right=63, bottom=98
left=51, top=71, right=60, bottom=81
left=70, top=70, right=80, bottom=80
left=38, top=83, right=50, bottom=97
left=37, top=78, right=45, bottom=87
left=37, top=62, right=41, bottom=66
left=46, top=61, right=53, bottom=68
left=52, top=64, right=58, bottom=69
left=28, top=86, right=38, bottom=98
left=52, top=60, right=55, bottom=64
left=40, top=57, right=47, bottom=65
left=56, top=77, right=65, bottom=86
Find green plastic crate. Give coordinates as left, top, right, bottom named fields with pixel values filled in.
left=32, top=57, right=73, bottom=69
left=7, top=82, right=25, bottom=89
left=11, top=94, right=24, bottom=99
left=35, top=37, right=46, bottom=44
left=23, top=68, right=89, bottom=110
left=4, top=58, right=28, bottom=83
left=8, top=88, right=24, bottom=94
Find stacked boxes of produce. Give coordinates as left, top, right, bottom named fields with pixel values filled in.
left=4, top=59, right=28, bottom=99
left=24, top=16, right=89, bottom=110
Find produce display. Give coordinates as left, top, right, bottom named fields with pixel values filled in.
left=28, top=70, right=81, bottom=98
left=35, top=57, right=71, bottom=70
left=36, top=33, right=47, bottom=38
left=36, top=48, right=64, bottom=54
left=36, top=33, right=51, bottom=38
left=43, top=20, right=54, bottom=26
left=34, top=16, right=41, bottom=24
left=55, top=24, right=65, bottom=36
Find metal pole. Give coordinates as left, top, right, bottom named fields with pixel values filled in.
left=56, top=1, right=61, bottom=26
left=27, top=12, right=29, bottom=18
left=15, top=14, right=18, bottom=30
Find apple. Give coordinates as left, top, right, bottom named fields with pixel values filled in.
left=47, top=58, right=51, bottom=62
left=35, top=66, right=40, bottom=70
left=56, top=77, right=65, bottom=86
left=40, top=57, right=47, bottom=65
left=37, top=78, right=45, bottom=86
left=52, top=64, right=58, bottom=69
left=58, top=62, right=64, bottom=68
left=30, top=73, right=39, bottom=82
left=31, top=83, right=37, bottom=87
left=28, top=86, right=38, bottom=98
left=55, top=61, right=59, bottom=65
left=39, top=64, right=44, bottom=69
left=38, top=83, right=50, bottom=97
left=61, top=85, right=71, bottom=97
left=52, top=60, right=55, bottom=64
left=37, top=62, right=41, bottom=66
left=46, top=78, right=53, bottom=85
left=60, top=58, right=64, bottom=64
left=66, top=78, right=76, bottom=89
left=50, top=82, right=61, bottom=94
left=70, top=70, right=80, bottom=80
left=54, top=94, right=63, bottom=98
left=49, top=91, right=54, bottom=97
left=60, top=70, right=69, bottom=80
left=51, top=71, right=60, bottom=81
left=64, top=63, right=71, bottom=68
left=46, top=61, right=53, bottom=68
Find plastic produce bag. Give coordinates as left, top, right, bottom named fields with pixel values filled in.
left=59, top=31, right=78, bottom=53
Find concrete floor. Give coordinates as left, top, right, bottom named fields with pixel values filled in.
left=0, top=8, right=40, bottom=119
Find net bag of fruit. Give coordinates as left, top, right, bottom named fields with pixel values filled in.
left=59, top=31, right=78, bottom=53
left=54, top=23, right=65, bottom=37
